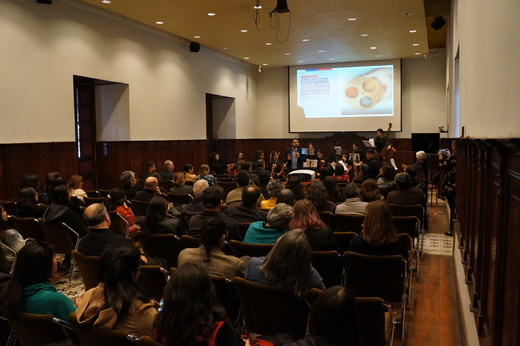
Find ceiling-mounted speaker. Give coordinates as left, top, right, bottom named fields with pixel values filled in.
left=37, top=0, right=52, bottom=3
left=189, top=42, right=200, bottom=53
left=430, top=16, right=446, bottom=31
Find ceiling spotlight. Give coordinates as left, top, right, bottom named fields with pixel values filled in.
left=101, top=0, right=111, bottom=3
left=409, top=29, right=417, bottom=33
left=207, top=13, right=216, bottom=16
left=253, top=0, right=262, bottom=10
left=155, top=21, right=164, bottom=25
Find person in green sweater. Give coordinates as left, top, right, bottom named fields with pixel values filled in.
left=0, top=241, right=76, bottom=321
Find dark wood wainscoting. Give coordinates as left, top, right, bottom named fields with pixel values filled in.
left=456, top=138, right=520, bottom=346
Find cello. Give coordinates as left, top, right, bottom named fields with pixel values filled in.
left=380, top=122, right=396, bottom=163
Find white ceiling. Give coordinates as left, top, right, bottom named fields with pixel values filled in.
left=79, top=0, right=449, bottom=67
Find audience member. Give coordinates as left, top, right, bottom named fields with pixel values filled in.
left=353, top=164, right=370, bottom=184
left=285, top=175, right=305, bottom=201
left=141, top=162, right=159, bottom=180
left=159, top=160, right=175, bottom=181
left=322, top=176, right=343, bottom=203
left=243, top=203, right=293, bottom=244
left=0, top=241, right=76, bottom=321
left=104, top=188, right=139, bottom=233
left=188, top=186, right=240, bottom=240
left=0, top=205, right=26, bottom=264
left=289, top=200, right=341, bottom=253
left=169, top=172, right=194, bottom=195
left=277, top=188, right=295, bottom=206
left=363, top=149, right=381, bottom=180
left=260, top=179, right=284, bottom=209
left=182, top=180, right=209, bottom=218
left=306, top=180, right=336, bottom=213
left=178, top=218, right=245, bottom=279
left=197, top=164, right=218, bottom=186
left=20, top=173, right=48, bottom=204
left=225, top=186, right=268, bottom=223
left=245, top=229, right=325, bottom=295
left=183, top=164, right=197, bottom=183
left=335, top=183, right=368, bottom=215
left=386, top=172, right=428, bottom=229
left=44, top=172, right=61, bottom=204
left=121, top=170, right=142, bottom=201
left=209, top=153, right=227, bottom=175
left=42, top=184, right=88, bottom=237
left=15, top=187, right=45, bottom=218
left=405, top=164, right=427, bottom=196
left=377, top=164, right=397, bottom=199
left=153, top=262, right=244, bottom=346
left=68, top=174, right=88, bottom=205
left=135, top=176, right=169, bottom=202
left=225, top=170, right=251, bottom=207
left=349, top=200, right=400, bottom=256
left=359, top=178, right=382, bottom=202
left=141, top=196, right=185, bottom=235
left=75, top=242, right=157, bottom=336
left=257, top=170, right=271, bottom=200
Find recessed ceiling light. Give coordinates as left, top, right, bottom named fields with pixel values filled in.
left=155, top=21, right=163, bottom=25
left=360, top=33, right=368, bottom=37
left=412, top=43, right=419, bottom=46
left=329, top=58, right=335, bottom=61
left=370, top=46, right=377, bottom=50
left=253, top=4, right=262, bottom=9
left=409, top=29, right=417, bottom=33
left=302, top=39, right=310, bottom=42
left=265, top=43, right=272, bottom=46
left=348, top=17, right=357, bottom=21
left=404, top=12, right=414, bottom=16
left=208, top=13, right=216, bottom=16
left=415, top=52, right=421, bottom=55
left=285, top=53, right=291, bottom=56
left=376, top=54, right=382, bottom=58
left=244, top=57, right=250, bottom=60
left=101, top=0, right=111, bottom=3
left=318, top=50, right=325, bottom=53
left=262, top=63, right=268, bottom=66
left=241, top=29, right=248, bottom=33
left=299, top=60, right=304, bottom=63
left=194, top=35, right=201, bottom=39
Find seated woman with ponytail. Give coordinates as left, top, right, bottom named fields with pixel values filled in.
left=177, top=217, right=245, bottom=280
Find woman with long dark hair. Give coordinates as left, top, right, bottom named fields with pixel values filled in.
left=105, top=188, right=139, bottom=233
left=0, top=241, right=76, bottom=321
left=20, top=173, right=48, bottom=204
left=209, top=153, right=226, bottom=175
left=42, top=184, right=88, bottom=237
left=75, top=242, right=157, bottom=336
left=306, top=180, right=336, bottom=213
left=16, top=187, right=45, bottom=218
left=359, top=178, right=383, bottom=202
left=154, top=262, right=244, bottom=346
left=141, top=196, right=185, bottom=235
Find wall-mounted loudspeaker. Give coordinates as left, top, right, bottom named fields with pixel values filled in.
left=430, top=16, right=446, bottom=31
left=189, top=42, right=200, bottom=53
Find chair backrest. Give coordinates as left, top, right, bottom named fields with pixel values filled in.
left=98, top=189, right=111, bottom=198
left=228, top=240, right=273, bottom=258
left=215, top=181, right=237, bottom=201
left=136, top=231, right=183, bottom=268
left=40, top=222, right=79, bottom=256
left=83, top=196, right=106, bottom=206
left=68, top=312, right=153, bottom=346
left=397, top=233, right=413, bottom=264
left=84, top=190, right=100, bottom=198
left=71, top=250, right=101, bottom=291
left=232, top=277, right=310, bottom=340
left=318, top=211, right=334, bottom=229
left=310, top=251, right=343, bottom=288
left=180, top=234, right=201, bottom=248
left=130, top=199, right=150, bottom=217
left=159, top=180, right=173, bottom=191
left=388, top=203, right=425, bottom=231
left=333, top=232, right=357, bottom=253
left=237, top=222, right=252, bottom=240
left=108, top=211, right=130, bottom=238
left=136, top=265, right=170, bottom=301
left=343, top=251, right=405, bottom=303
left=210, top=275, right=240, bottom=324
left=0, top=201, right=17, bottom=216
left=392, top=215, right=419, bottom=240
left=5, top=310, right=74, bottom=345
left=8, top=215, right=46, bottom=241
left=334, top=213, right=364, bottom=233
left=167, top=193, right=193, bottom=207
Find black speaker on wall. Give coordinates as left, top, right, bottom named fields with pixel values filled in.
left=411, top=133, right=440, bottom=154
left=430, top=16, right=446, bottom=30
left=37, top=0, right=52, bottom=4
left=189, top=42, right=200, bottom=53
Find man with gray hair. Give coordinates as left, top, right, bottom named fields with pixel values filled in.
left=78, top=203, right=129, bottom=256
left=335, top=183, right=368, bottom=215
left=243, top=203, right=293, bottom=244
left=182, top=179, right=209, bottom=218
left=159, top=160, right=175, bottom=181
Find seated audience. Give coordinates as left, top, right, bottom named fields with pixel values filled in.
left=377, top=164, right=398, bottom=199
left=153, top=262, right=244, bottom=346
left=178, top=218, right=245, bottom=279
left=285, top=286, right=358, bottom=346
left=188, top=186, right=240, bottom=240
left=68, top=174, right=88, bottom=205
left=44, top=172, right=61, bottom=204
left=285, top=175, right=306, bottom=201
left=276, top=188, right=295, bottom=207
left=257, top=169, right=271, bottom=200
left=141, top=196, right=185, bottom=235
left=42, top=184, right=88, bottom=237
left=306, top=180, right=336, bottom=213
left=182, top=180, right=209, bottom=218
left=349, top=200, right=400, bottom=256
left=75, top=242, right=157, bottom=336
left=183, top=164, right=197, bottom=183
left=141, top=161, right=160, bottom=180
left=289, top=200, right=342, bottom=253
left=197, top=164, right=218, bottom=186
left=135, top=176, right=169, bottom=202
left=0, top=241, right=76, bottom=322
left=359, top=178, right=383, bottom=202
left=322, top=176, right=343, bottom=203
left=0, top=205, right=26, bottom=264
left=169, top=172, right=194, bottom=196
left=386, top=172, right=428, bottom=230
left=243, top=203, right=293, bottom=244
left=353, top=164, right=370, bottom=184
left=159, top=160, right=175, bottom=181
left=260, top=179, right=284, bottom=209
left=225, top=170, right=252, bottom=207
left=405, top=164, right=427, bottom=196
left=209, top=153, right=227, bottom=175
left=15, top=187, right=45, bottom=218
left=20, top=173, right=48, bottom=205
left=245, top=229, right=325, bottom=296
left=335, top=183, right=368, bottom=215
left=225, top=186, right=268, bottom=223
left=121, top=170, right=142, bottom=201
left=105, top=188, right=139, bottom=233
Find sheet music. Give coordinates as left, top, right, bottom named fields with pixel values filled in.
left=390, top=158, right=398, bottom=170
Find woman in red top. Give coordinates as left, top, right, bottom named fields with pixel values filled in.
left=105, top=188, right=139, bottom=233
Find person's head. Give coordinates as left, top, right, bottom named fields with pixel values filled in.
left=362, top=200, right=397, bottom=245
left=308, top=142, right=314, bottom=149
left=306, top=180, right=330, bottom=211
left=236, top=152, right=244, bottom=161
left=292, top=138, right=300, bottom=148
left=51, top=184, right=70, bottom=205
left=239, top=161, right=252, bottom=172
left=257, top=159, right=266, bottom=170
left=173, top=172, right=185, bottom=185
left=242, top=186, right=261, bottom=208
left=210, top=153, right=220, bottom=162
left=366, top=149, right=376, bottom=160
left=144, top=176, right=159, bottom=191
left=145, top=162, right=156, bottom=173
left=334, top=164, right=345, bottom=177
left=289, top=199, right=322, bottom=230
left=257, top=171, right=270, bottom=187
left=143, top=196, right=169, bottom=232
left=192, top=179, right=209, bottom=199
left=154, top=262, right=224, bottom=346
left=199, top=164, right=210, bottom=176
left=352, top=142, right=360, bottom=151
left=405, top=164, right=418, bottom=179
left=235, top=170, right=250, bottom=187
left=416, top=151, right=427, bottom=161
left=121, top=170, right=137, bottom=187
left=451, top=140, right=457, bottom=153
left=343, top=183, right=360, bottom=199
left=277, top=189, right=295, bottom=206
left=317, top=149, right=324, bottom=158
left=98, top=242, right=146, bottom=319
left=83, top=203, right=111, bottom=228
left=260, top=229, right=311, bottom=296
left=359, top=178, right=382, bottom=202
left=68, top=175, right=83, bottom=190
left=163, top=160, right=174, bottom=172
left=0, top=205, right=9, bottom=228
left=394, top=172, right=412, bottom=190
left=200, top=217, right=227, bottom=261
left=105, top=188, right=126, bottom=211
left=266, top=179, right=284, bottom=198
left=183, top=164, right=194, bottom=174
left=270, top=151, right=279, bottom=162
left=376, top=128, right=384, bottom=137
left=359, top=163, right=369, bottom=175
left=380, top=164, right=396, bottom=179
left=17, top=187, right=39, bottom=207
left=266, top=203, right=293, bottom=230
left=285, top=175, right=303, bottom=196
left=322, top=176, right=340, bottom=201
left=310, top=286, right=358, bottom=345
left=46, top=172, right=60, bottom=189
left=20, top=174, right=40, bottom=190
left=201, top=186, right=223, bottom=210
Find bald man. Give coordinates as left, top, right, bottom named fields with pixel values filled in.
left=134, top=176, right=169, bottom=202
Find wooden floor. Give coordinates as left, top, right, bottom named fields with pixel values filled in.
left=393, top=201, right=464, bottom=346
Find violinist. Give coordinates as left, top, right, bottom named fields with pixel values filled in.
left=268, top=151, right=285, bottom=179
